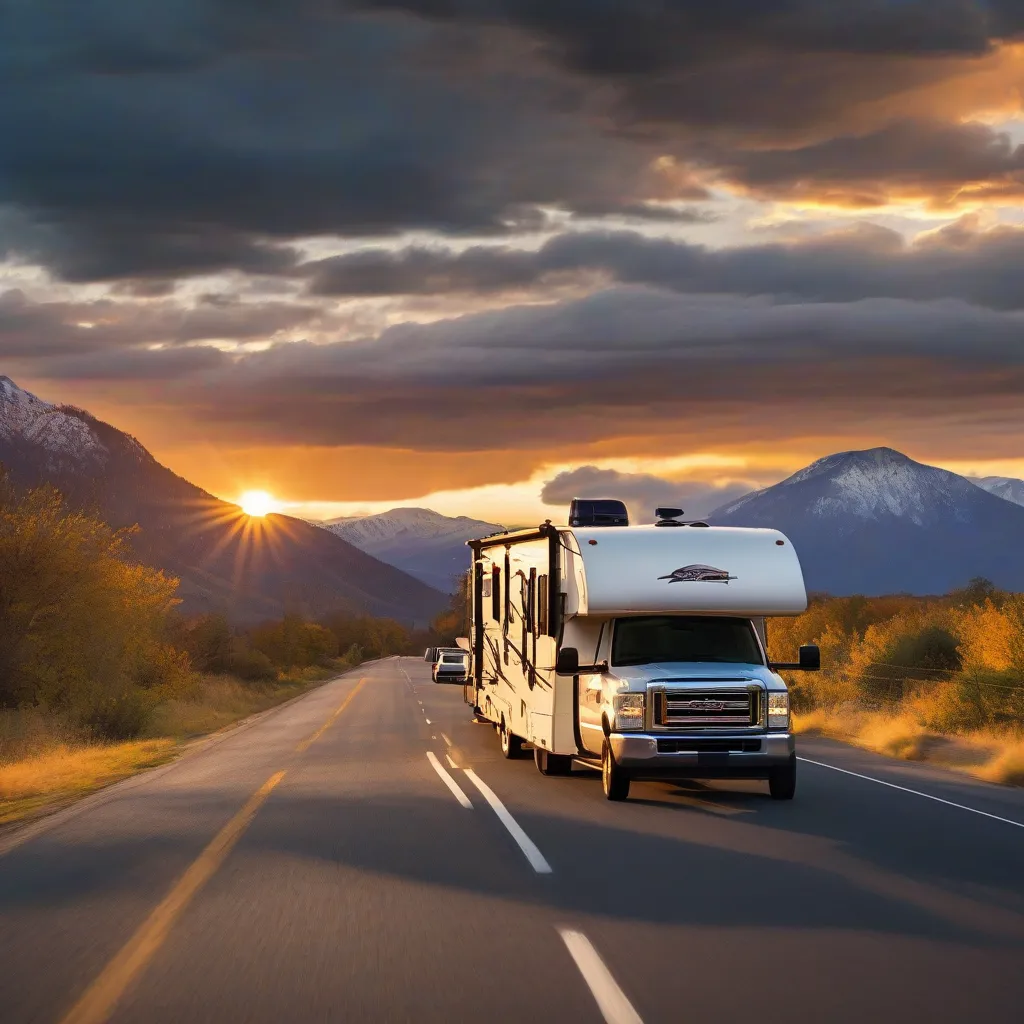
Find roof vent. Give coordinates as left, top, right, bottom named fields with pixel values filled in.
left=654, top=507, right=685, bottom=527
left=569, top=498, right=629, bottom=528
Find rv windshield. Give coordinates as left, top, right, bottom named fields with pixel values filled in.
left=612, top=616, right=763, bottom=667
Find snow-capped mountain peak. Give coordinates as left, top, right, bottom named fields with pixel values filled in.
left=711, top=446, right=1024, bottom=594
left=0, top=376, right=109, bottom=463
left=732, top=446, right=983, bottom=527
left=324, top=507, right=503, bottom=591
left=325, top=507, right=501, bottom=546
left=972, top=475, right=1024, bottom=508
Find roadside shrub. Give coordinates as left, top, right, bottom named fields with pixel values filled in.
left=224, top=648, right=277, bottom=683
left=250, top=615, right=339, bottom=669
left=80, top=689, right=156, bottom=741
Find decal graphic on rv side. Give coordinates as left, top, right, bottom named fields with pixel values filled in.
left=657, top=564, right=737, bottom=584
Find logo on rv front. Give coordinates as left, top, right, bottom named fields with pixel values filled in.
left=658, top=564, right=737, bottom=584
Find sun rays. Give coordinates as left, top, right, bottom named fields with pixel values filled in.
left=169, top=493, right=309, bottom=596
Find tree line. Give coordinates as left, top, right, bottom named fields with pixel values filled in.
left=0, top=479, right=465, bottom=742
left=768, top=578, right=1024, bottom=732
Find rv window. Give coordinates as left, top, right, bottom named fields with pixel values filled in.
left=537, top=575, right=549, bottom=635
left=491, top=567, right=501, bottom=621
left=612, top=616, right=763, bottom=668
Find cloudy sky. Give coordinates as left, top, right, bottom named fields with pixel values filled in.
left=4, top=1, right=1024, bottom=523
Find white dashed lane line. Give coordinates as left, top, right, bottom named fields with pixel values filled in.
left=425, top=751, right=473, bottom=810
left=558, top=928, right=644, bottom=1024
left=463, top=769, right=552, bottom=874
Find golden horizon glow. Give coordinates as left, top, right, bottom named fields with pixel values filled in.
left=238, top=490, right=279, bottom=518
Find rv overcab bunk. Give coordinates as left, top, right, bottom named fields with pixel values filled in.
left=463, top=501, right=820, bottom=801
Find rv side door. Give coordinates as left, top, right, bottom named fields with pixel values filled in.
left=575, top=621, right=608, bottom=756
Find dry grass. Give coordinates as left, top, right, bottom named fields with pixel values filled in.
left=146, top=674, right=318, bottom=739
left=794, top=708, right=1023, bottom=786
left=0, top=739, right=178, bottom=825
left=974, top=737, right=1024, bottom=786
left=0, top=663, right=344, bottom=827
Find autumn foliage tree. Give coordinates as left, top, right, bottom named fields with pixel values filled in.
left=768, top=581, right=1024, bottom=732
left=0, top=480, right=187, bottom=738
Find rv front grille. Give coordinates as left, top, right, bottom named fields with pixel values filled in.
left=656, top=739, right=762, bottom=753
left=654, top=689, right=758, bottom=728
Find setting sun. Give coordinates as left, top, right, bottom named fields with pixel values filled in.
left=238, top=490, right=278, bottom=517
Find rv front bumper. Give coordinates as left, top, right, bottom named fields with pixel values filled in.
left=608, top=732, right=794, bottom=779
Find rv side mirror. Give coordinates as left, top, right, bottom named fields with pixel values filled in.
left=555, top=647, right=580, bottom=675
left=799, top=644, right=821, bottom=671
left=769, top=644, right=821, bottom=672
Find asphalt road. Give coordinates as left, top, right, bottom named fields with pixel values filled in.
left=2, top=657, right=1023, bottom=1024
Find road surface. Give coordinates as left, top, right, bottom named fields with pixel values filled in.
left=1, top=657, right=1022, bottom=1023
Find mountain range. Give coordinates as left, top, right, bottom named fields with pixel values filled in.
left=329, top=449, right=1024, bottom=597
left=6, top=373, right=1024, bottom=601
left=323, top=507, right=502, bottom=591
left=0, top=377, right=444, bottom=624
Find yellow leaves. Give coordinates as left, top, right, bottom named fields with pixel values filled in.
left=0, top=482, right=186, bottom=731
left=955, top=596, right=1024, bottom=674
left=956, top=600, right=1013, bottom=671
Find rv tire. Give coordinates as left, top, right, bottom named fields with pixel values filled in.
left=499, top=723, right=524, bottom=759
left=768, top=755, right=797, bottom=800
left=601, top=742, right=630, bottom=801
left=534, top=748, right=573, bottom=776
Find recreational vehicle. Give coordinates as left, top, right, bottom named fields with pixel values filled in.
left=464, top=508, right=819, bottom=800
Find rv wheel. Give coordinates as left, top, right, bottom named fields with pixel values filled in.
left=499, top=723, right=524, bottom=759
left=601, top=742, right=630, bottom=801
left=768, top=755, right=797, bottom=800
left=534, top=748, right=572, bottom=776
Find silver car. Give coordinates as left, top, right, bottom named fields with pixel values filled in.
left=432, top=651, right=468, bottom=684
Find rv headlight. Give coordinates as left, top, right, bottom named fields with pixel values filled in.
left=767, top=691, right=790, bottom=729
left=613, top=693, right=646, bottom=731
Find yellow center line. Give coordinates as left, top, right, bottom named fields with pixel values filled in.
left=294, top=676, right=367, bottom=753
left=59, top=675, right=368, bottom=1024
left=59, top=770, right=286, bottom=1024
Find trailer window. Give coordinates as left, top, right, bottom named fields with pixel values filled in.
left=491, top=567, right=501, bottom=621
left=537, top=575, right=549, bottom=635
left=612, top=616, right=763, bottom=667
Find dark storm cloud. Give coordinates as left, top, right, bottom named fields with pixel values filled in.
left=42, top=286, right=1024, bottom=449
left=540, top=466, right=754, bottom=521
left=0, top=215, right=303, bottom=284
left=350, top=2, right=1024, bottom=140
left=41, top=345, right=229, bottom=381
left=302, top=221, right=1024, bottom=309
left=3, top=1, right=1024, bottom=285
left=354, top=1, right=1024, bottom=70
left=565, top=202, right=715, bottom=222
left=0, top=4, right=662, bottom=281
left=711, top=119, right=1024, bottom=205
left=0, top=289, right=330, bottom=357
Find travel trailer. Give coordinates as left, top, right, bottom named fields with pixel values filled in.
left=464, top=508, right=819, bottom=800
